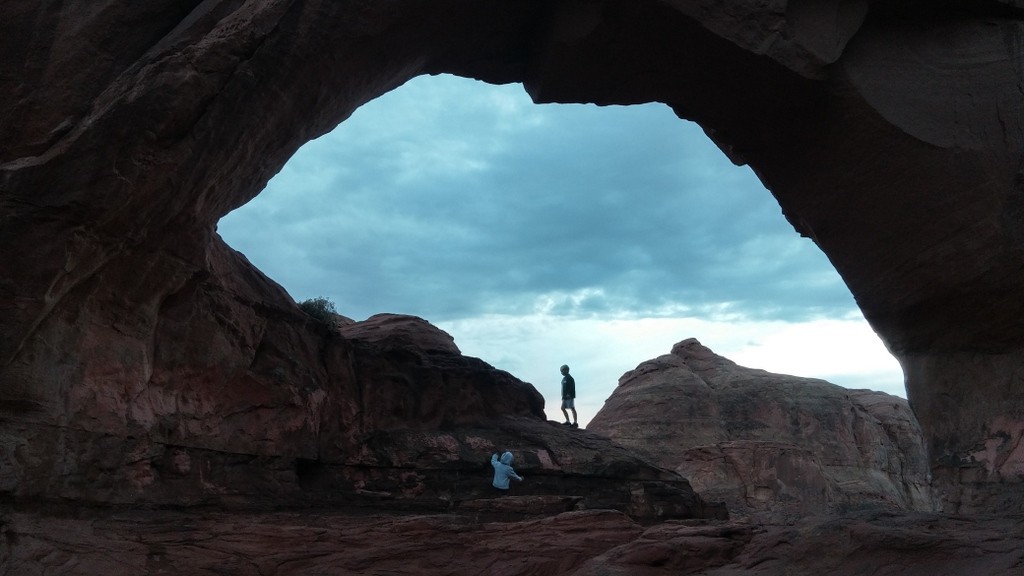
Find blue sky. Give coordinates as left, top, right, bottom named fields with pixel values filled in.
left=218, top=73, right=904, bottom=426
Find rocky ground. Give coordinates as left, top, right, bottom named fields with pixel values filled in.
left=4, top=504, right=1021, bottom=575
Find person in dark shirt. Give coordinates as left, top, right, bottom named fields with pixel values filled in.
left=560, top=364, right=578, bottom=428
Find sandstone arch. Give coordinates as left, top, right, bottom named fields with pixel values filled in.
left=2, top=0, right=1023, bottom=513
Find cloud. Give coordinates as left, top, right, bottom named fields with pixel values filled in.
left=220, top=74, right=855, bottom=323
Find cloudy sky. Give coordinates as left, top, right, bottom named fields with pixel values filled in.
left=217, top=73, right=904, bottom=426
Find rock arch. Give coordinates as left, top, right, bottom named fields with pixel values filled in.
left=2, top=0, right=1023, bottom=512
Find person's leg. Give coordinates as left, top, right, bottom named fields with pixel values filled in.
left=571, top=406, right=578, bottom=426
left=561, top=400, right=571, bottom=424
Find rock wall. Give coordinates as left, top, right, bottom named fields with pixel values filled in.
left=589, top=339, right=934, bottom=521
left=2, top=0, right=1024, bottom=513
left=0, top=277, right=715, bottom=519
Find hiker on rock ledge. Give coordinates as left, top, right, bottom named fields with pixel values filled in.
left=491, top=451, right=523, bottom=494
left=560, top=364, right=578, bottom=428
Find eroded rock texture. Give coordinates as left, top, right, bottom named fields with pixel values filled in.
left=4, top=509, right=1022, bottom=576
left=589, top=339, right=934, bottom=521
left=1, top=0, right=1023, bottom=564
left=0, top=302, right=713, bottom=519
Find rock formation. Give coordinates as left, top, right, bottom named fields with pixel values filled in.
left=3, top=0, right=1024, bottom=573
left=3, top=0, right=1024, bottom=514
left=589, top=338, right=934, bottom=521
left=0, top=300, right=713, bottom=519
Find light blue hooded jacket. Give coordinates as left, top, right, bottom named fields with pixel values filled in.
left=491, top=451, right=523, bottom=490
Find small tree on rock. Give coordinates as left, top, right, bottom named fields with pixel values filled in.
left=298, top=296, right=337, bottom=322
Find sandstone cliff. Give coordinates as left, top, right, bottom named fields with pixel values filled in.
left=0, top=285, right=714, bottom=519
left=589, top=338, right=933, bottom=521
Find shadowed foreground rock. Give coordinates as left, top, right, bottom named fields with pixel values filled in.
left=589, top=339, right=934, bottom=521
left=3, top=508, right=1021, bottom=576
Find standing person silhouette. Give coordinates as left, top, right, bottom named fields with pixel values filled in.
left=560, top=364, right=578, bottom=428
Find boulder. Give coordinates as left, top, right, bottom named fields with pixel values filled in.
left=589, top=339, right=933, bottom=521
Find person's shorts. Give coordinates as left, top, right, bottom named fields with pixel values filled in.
left=561, top=398, right=575, bottom=410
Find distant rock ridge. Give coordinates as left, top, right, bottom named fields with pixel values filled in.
left=588, top=338, right=933, bottom=521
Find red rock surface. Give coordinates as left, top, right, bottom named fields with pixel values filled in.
left=3, top=0, right=1024, bottom=573
left=588, top=339, right=933, bottom=521
left=4, top=0, right=1023, bottom=513
left=0, top=298, right=713, bottom=519
left=3, top=508, right=1021, bottom=576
